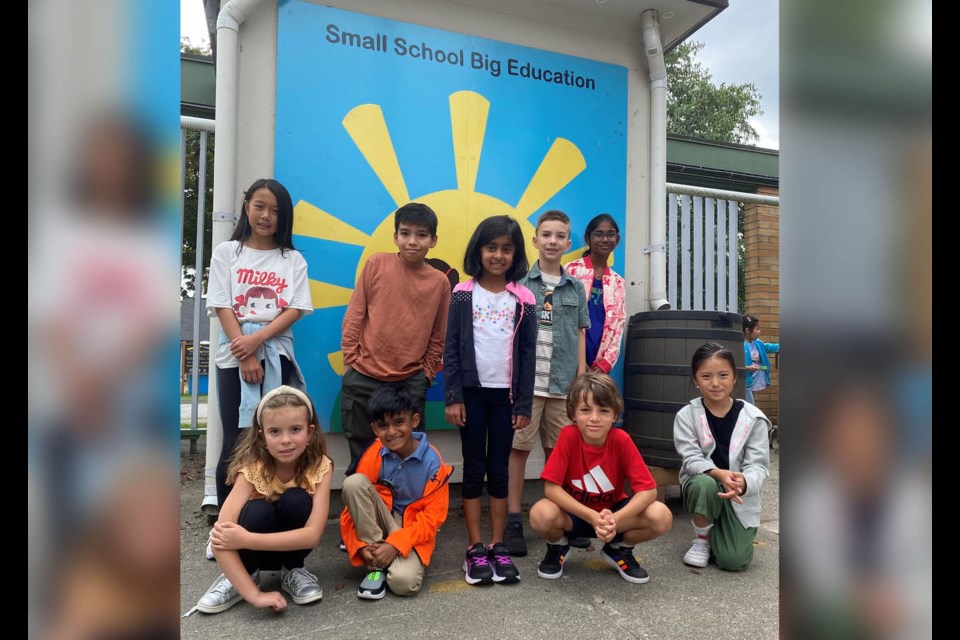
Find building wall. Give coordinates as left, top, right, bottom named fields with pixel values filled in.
left=232, top=0, right=657, bottom=483
left=235, top=0, right=652, bottom=315
left=743, top=186, right=780, bottom=425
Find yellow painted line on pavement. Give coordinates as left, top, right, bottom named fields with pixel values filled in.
left=428, top=579, right=472, bottom=594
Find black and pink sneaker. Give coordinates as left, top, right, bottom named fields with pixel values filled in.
left=488, top=542, right=521, bottom=584
left=463, top=543, right=494, bottom=585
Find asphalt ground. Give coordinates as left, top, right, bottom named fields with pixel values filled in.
left=180, top=437, right=779, bottom=640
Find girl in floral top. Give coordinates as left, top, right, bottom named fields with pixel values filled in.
left=565, top=214, right=627, bottom=374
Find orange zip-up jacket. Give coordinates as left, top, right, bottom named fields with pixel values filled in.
left=339, top=440, right=452, bottom=567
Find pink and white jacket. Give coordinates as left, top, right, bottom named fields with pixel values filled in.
left=565, top=255, right=627, bottom=374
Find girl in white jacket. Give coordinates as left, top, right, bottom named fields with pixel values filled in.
left=673, top=342, right=771, bottom=571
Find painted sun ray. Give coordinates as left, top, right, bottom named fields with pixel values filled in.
left=561, top=247, right=585, bottom=266
left=327, top=351, right=345, bottom=376
left=513, top=138, right=586, bottom=220
left=294, top=200, right=371, bottom=246
left=449, top=91, right=489, bottom=194
left=309, top=279, right=354, bottom=309
left=342, top=104, right=411, bottom=207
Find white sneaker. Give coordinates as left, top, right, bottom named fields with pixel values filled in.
left=683, top=536, right=710, bottom=568
left=205, top=529, right=215, bottom=560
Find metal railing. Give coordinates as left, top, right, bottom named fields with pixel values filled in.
left=180, top=116, right=215, bottom=432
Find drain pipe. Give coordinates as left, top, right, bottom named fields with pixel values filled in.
left=202, top=0, right=266, bottom=515
left=641, top=10, right=671, bottom=311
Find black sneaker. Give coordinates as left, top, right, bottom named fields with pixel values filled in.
left=463, top=543, right=494, bottom=585
left=503, top=520, right=528, bottom=557
left=488, top=543, right=520, bottom=584
left=569, top=536, right=591, bottom=549
left=600, top=543, right=649, bottom=584
left=338, top=539, right=346, bottom=552
left=537, top=542, right=571, bottom=580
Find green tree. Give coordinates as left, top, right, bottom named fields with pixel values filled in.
left=180, top=36, right=211, bottom=57
left=181, top=38, right=214, bottom=298
left=665, top=41, right=763, bottom=145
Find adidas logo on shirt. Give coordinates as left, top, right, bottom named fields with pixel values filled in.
left=568, top=466, right=617, bottom=505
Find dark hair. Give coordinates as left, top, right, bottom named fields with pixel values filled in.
left=743, top=314, right=760, bottom=334
left=425, top=257, right=460, bottom=288
left=582, top=213, right=620, bottom=257
left=691, top=342, right=738, bottom=378
left=536, top=209, right=571, bottom=229
left=394, top=202, right=438, bottom=236
left=231, top=178, right=296, bottom=255
left=369, top=386, right=422, bottom=426
left=566, top=372, right=625, bottom=421
left=462, top=215, right=529, bottom=282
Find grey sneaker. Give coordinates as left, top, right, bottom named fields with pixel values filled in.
left=357, top=569, right=387, bottom=600
left=281, top=566, right=323, bottom=604
left=196, top=570, right=260, bottom=614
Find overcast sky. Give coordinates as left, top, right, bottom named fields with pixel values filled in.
left=691, top=0, right=779, bottom=149
left=181, top=0, right=779, bottom=149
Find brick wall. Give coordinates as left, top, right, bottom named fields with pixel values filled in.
left=742, top=186, right=780, bottom=424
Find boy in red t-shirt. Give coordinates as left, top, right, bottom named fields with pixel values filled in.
left=529, top=372, right=673, bottom=583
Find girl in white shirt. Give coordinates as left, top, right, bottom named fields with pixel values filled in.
left=205, top=179, right=314, bottom=538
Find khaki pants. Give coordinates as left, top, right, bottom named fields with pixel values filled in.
left=341, top=474, right=426, bottom=596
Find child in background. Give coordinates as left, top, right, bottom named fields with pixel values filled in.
left=504, top=210, right=589, bottom=557
left=196, top=386, right=332, bottom=614
left=340, top=386, right=451, bottom=600
left=529, top=372, right=672, bottom=583
left=742, top=314, right=780, bottom=405
left=674, top=342, right=771, bottom=571
left=565, top=214, right=626, bottom=375
left=444, top=215, right=537, bottom=586
left=205, top=178, right=314, bottom=557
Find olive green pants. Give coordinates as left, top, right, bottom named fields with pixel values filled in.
left=683, top=474, right=757, bottom=571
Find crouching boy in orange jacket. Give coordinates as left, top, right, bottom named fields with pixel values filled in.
left=340, top=385, right=452, bottom=599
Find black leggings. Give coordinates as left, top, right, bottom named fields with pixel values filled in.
left=459, top=387, right=514, bottom=500
left=215, top=356, right=293, bottom=507
left=237, top=488, right=313, bottom=572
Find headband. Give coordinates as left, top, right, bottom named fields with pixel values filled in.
left=256, top=385, right=314, bottom=426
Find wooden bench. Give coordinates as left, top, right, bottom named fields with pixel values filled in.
left=181, top=429, right=206, bottom=454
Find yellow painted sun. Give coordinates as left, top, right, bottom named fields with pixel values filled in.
left=292, top=90, right=587, bottom=376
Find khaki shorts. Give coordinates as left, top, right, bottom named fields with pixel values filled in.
left=512, top=395, right=568, bottom=451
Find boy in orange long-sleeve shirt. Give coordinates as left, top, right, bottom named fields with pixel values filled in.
left=340, top=203, right=451, bottom=476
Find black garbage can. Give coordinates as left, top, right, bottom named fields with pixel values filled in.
left=623, top=310, right=745, bottom=468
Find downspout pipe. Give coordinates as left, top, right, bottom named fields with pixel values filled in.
left=642, top=10, right=671, bottom=311
left=203, top=0, right=266, bottom=513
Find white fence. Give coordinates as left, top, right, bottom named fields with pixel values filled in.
left=665, top=183, right=779, bottom=313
